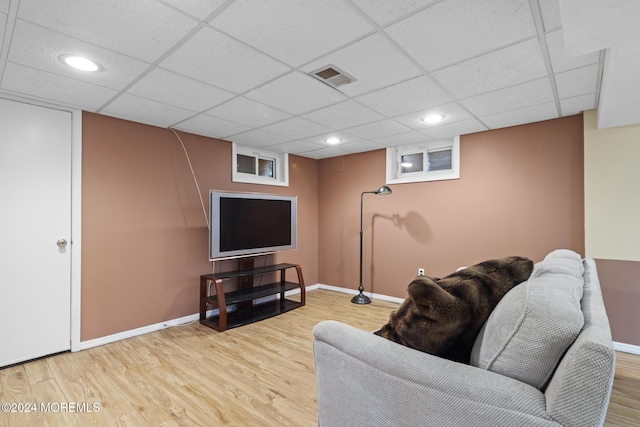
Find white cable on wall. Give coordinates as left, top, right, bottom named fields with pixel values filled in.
left=169, top=127, right=209, bottom=229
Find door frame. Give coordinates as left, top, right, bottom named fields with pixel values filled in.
left=70, top=109, right=82, bottom=351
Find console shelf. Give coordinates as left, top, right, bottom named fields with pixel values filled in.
left=199, top=263, right=305, bottom=332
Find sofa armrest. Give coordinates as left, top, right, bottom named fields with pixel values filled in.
left=543, top=258, right=615, bottom=427
left=313, top=320, right=560, bottom=427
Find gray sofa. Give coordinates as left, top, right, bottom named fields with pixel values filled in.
left=313, top=250, right=615, bottom=426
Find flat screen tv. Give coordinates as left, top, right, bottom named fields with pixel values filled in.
left=209, top=191, right=297, bottom=260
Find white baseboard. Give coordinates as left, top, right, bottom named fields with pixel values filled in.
left=77, top=309, right=218, bottom=351
left=77, top=285, right=321, bottom=351
left=286, top=283, right=320, bottom=295
left=315, top=283, right=406, bottom=304
left=78, top=284, right=640, bottom=355
left=78, top=315, right=194, bottom=351
left=614, top=341, right=640, bottom=355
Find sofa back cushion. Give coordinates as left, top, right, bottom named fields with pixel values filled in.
left=469, top=249, right=585, bottom=389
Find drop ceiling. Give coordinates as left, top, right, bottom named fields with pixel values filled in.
left=0, top=0, right=636, bottom=159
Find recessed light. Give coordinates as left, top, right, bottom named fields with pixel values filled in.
left=60, top=55, right=101, bottom=72
left=422, top=114, right=445, bottom=124
left=325, top=137, right=341, bottom=145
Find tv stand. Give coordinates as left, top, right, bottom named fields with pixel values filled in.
left=199, top=263, right=305, bottom=332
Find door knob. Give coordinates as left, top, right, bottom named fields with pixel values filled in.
left=57, top=239, right=68, bottom=248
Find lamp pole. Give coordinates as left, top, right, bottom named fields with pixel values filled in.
left=352, top=186, right=392, bottom=304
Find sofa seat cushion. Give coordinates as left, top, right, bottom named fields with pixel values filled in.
left=470, top=249, right=585, bottom=390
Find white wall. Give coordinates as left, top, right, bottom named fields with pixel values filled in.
left=584, top=109, right=640, bottom=261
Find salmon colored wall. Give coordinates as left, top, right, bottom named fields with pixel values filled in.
left=318, top=115, right=585, bottom=299
left=82, top=113, right=585, bottom=340
left=81, top=112, right=318, bottom=341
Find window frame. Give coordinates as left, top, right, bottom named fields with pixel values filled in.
left=386, top=136, right=460, bottom=185
left=232, top=143, right=289, bottom=187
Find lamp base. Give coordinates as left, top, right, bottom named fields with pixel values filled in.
left=351, top=293, right=372, bottom=304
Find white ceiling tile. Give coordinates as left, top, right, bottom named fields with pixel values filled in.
left=174, top=114, right=251, bottom=139
left=339, top=140, right=387, bottom=154
left=481, top=102, right=559, bottom=129
left=268, top=140, right=325, bottom=154
left=546, top=30, right=600, bottom=74
left=301, top=131, right=364, bottom=147
left=207, top=97, right=292, bottom=128
left=356, top=76, right=454, bottom=117
left=393, top=102, right=473, bottom=131
left=538, top=0, right=562, bottom=31
left=299, top=147, right=350, bottom=160
left=302, top=100, right=383, bottom=130
left=127, top=68, right=235, bottom=112
left=421, top=118, right=488, bottom=139
left=210, top=0, right=374, bottom=67
left=432, top=38, right=548, bottom=99
left=228, top=128, right=293, bottom=147
left=374, top=131, right=432, bottom=147
left=162, top=0, right=228, bottom=20
left=303, top=33, right=422, bottom=96
left=261, top=117, right=333, bottom=140
left=17, top=0, right=198, bottom=62
left=351, top=0, right=438, bottom=26
left=385, top=0, right=536, bottom=71
left=8, top=20, right=150, bottom=91
left=0, top=12, right=6, bottom=50
left=1, top=63, right=119, bottom=111
left=1, top=0, right=616, bottom=160
left=560, top=93, right=596, bottom=116
left=160, top=27, right=291, bottom=94
left=101, top=94, right=197, bottom=128
left=460, top=78, right=554, bottom=116
left=555, top=63, right=599, bottom=99
left=343, top=119, right=412, bottom=139
left=246, top=72, right=346, bottom=115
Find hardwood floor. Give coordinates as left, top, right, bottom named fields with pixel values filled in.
left=1, top=289, right=638, bottom=426
left=606, top=351, right=640, bottom=426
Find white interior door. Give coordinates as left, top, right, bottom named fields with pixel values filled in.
left=0, top=98, right=72, bottom=367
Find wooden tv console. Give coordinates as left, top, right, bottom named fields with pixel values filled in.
left=199, top=263, right=305, bottom=332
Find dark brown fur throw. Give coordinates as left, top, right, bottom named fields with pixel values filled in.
left=374, top=256, right=534, bottom=364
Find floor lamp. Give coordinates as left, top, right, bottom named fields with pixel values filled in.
left=352, top=185, right=393, bottom=304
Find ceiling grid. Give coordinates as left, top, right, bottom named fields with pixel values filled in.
left=0, top=0, right=632, bottom=159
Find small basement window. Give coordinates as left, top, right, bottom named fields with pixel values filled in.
left=232, top=143, right=289, bottom=187
left=386, top=136, right=459, bottom=184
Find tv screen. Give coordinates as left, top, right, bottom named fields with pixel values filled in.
left=209, top=191, right=297, bottom=260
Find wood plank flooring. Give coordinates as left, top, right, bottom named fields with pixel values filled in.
left=1, top=289, right=638, bottom=426
left=606, top=351, right=640, bottom=426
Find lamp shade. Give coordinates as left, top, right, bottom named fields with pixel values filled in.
left=374, top=185, right=392, bottom=195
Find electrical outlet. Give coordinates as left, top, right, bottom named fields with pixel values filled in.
left=418, top=268, right=425, bottom=276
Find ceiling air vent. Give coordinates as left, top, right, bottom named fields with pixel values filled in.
left=308, top=64, right=356, bottom=89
